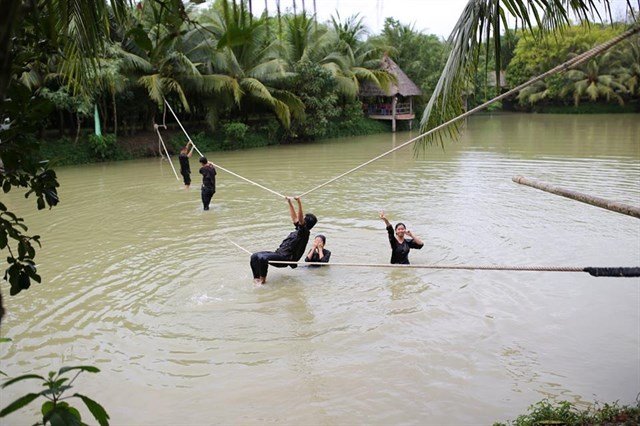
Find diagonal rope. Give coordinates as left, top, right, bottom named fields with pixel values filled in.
left=162, top=99, right=286, bottom=198
left=297, top=25, right=640, bottom=198
left=154, top=105, right=179, bottom=180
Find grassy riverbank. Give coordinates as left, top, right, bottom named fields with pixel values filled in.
left=495, top=399, right=640, bottom=426
left=38, top=116, right=390, bottom=167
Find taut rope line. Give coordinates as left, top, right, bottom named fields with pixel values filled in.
left=162, top=99, right=286, bottom=199
left=268, top=261, right=640, bottom=277
left=297, top=25, right=640, bottom=198
left=153, top=105, right=180, bottom=181
left=227, top=240, right=640, bottom=277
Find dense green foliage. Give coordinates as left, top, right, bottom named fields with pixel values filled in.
left=509, top=24, right=639, bottom=108
left=494, top=398, right=640, bottom=426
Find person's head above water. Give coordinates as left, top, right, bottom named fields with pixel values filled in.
left=395, top=222, right=406, bottom=238
left=199, top=156, right=208, bottom=165
left=314, top=234, right=326, bottom=245
left=304, top=213, right=317, bottom=230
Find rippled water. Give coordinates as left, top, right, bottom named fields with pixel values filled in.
left=1, top=113, right=639, bottom=425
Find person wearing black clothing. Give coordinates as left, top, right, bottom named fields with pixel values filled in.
left=199, top=156, right=217, bottom=210
left=178, top=142, right=194, bottom=188
left=305, top=234, right=331, bottom=266
left=380, top=211, right=423, bottom=264
left=250, top=197, right=317, bottom=284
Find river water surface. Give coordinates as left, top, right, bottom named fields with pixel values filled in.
left=1, top=113, right=639, bottom=425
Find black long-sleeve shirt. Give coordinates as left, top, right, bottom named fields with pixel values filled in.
left=179, top=153, right=190, bottom=173
left=275, top=222, right=313, bottom=268
left=386, top=225, right=423, bottom=264
left=199, top=164, right=216, bottom=190
left=305, top=248, right=331, bottom=266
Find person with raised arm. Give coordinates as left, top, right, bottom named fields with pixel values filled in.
left=178, top=141, right=195, bottom=189
left=250, top=197, right=317, bottom=284
left=379, top=210, right=423, bottom=264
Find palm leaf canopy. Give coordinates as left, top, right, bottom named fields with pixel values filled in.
left=419, top=0, right=635, bottom=146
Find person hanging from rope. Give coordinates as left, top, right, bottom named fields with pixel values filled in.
left=250, top=196, right=317, bottom=284
left=380, top=211, right=423, bottom=264
left=305, top=234, right=331, bottom=266
left=199, top=156, right=217, bottom=210
left=178, top=142, right=195, bottom=189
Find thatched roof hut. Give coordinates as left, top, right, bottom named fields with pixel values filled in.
left=359, top=55, right=422, bottom=131
left=359, top=55, right=422, bottom=97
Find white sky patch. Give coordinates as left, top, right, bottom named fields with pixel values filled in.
left=249, top=0, right=635, bottom=38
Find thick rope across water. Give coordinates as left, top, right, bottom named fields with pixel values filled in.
left=227, top=240, right=639, bottom=277
left=267, top=261, right=640, bottom=277
left=162, top=99, right=286, bottom=198
left=154, top=122, right=180, bottom=181
left=297, top=25, right=640, bottom=198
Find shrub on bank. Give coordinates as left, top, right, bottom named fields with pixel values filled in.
left=494, top=399, right=640, bottom=426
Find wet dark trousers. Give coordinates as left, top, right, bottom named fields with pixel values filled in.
left=250, top=251, right=289, bottom=278
left=201, top=186, right=214, bottom=210
left=181, top=170, right=191, bottom=186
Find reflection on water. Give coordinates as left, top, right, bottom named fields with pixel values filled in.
left=1, top=114, right=639, bottom=424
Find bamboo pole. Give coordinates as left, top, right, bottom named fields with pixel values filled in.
left=512, top=176, right=640, bottom=219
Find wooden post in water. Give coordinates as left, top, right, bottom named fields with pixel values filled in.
left=512, top=175, right=640, bottom=219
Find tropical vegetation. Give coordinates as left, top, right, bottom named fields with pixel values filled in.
left=494, top=398, right=640, bottom=426
left=1, top=1, right=639, bottom=424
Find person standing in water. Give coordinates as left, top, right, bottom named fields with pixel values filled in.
left=305, top=234, right=331, bottom=266
left=199, top=156, right=217, bottom=210
left=178, top=142, right=195, bottom=189
left=379, top=211, right=423, bottom=264
left=250, top=197, right=317, bottom=284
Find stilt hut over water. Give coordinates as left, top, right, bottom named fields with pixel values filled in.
left=359, top=54, right=422, bottom=132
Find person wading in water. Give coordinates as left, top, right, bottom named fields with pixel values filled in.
left=178, top=142, right=194, bottom=189
left=250, top=197, right=317, bottom=284
left=199, top=156, right=216, bottom=210
left=379, top=210, right=423, bottom=264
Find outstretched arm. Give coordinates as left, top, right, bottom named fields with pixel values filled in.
left=295, top=196, right=304, bottom=225
left=286, top=197, right=297, bottom=223
left=379, top=211, right=391, bottom=227
left=187, top=141, right=195, bottom=157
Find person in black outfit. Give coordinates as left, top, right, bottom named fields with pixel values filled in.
left=199, top=156, right=217, bottom=210
left=380, top=210, right=423, bottom=264
left=178, top=142, right=194, bottom=189
left=305, top=234, right=331, bottom=266
left=250, top=197, right=317, bottom=284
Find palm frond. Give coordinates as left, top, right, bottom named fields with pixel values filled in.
left=419, top=0, right=618, bottom=146
left=138, top=73, right=164, bottom=107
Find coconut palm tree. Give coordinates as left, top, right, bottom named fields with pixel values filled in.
left=420, top=0, right=636, bottom=145
left=613, top=38, right=640, bottom=97
left=561, top=53, right=627, bottom=105
left=196, top=0, right=304, bottom=128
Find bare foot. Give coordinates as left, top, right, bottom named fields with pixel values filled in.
left=253, top=278, right=262, bottom=285
left=260, top=277, right=266, bottom=285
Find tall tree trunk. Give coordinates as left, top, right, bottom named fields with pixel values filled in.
left=301, top=0, right=305, bottom=15
left=276, top=0, right=282, bottom=37
left=264, top=0, right=269, bottom=37
left=0, top=0, right=21, bottom=101
left=58, top=110, right=64, bottom=137
left=313, top=0, right=317, bottom=30
left=112, top=91, right=118, bottom=137
left=100, top=97, right=108, bottom=133
left=74, top=113, right=82, bottom=145
left=292, top=0, right=296, bottom=16
left=248, top=0, right=253, bottom=22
